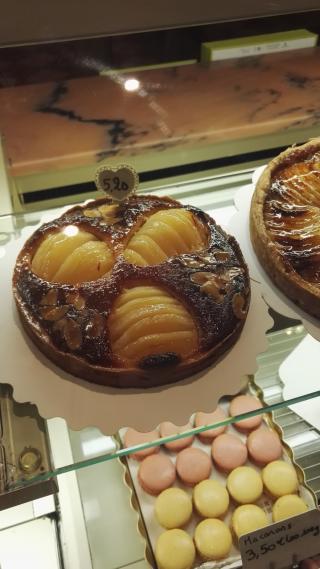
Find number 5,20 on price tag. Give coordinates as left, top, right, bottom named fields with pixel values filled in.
left=95, top=164, right=139, bottom=202
left=239, top=509, right=320, bottom=569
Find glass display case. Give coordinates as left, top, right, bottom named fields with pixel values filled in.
left=1, top=4, right=320, bottom=568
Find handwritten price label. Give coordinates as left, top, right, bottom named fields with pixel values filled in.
left=239, top=509, right=320, bottom=569
left=95, top=164, right=139, bottom=202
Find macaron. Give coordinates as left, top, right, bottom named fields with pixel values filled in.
left=155, top=488, right=193, bottom=529
left=193, top=479, right=229, bottom=518
left=155, top=529, right=195, bottom=569
left=227, top=466, right=263, bottom=504
left=124, top=427, right=159, bottom=460
left=232, top=505, right=268, bottom=539
left=194, top=519, right=232, bottom=560
left=212, top=433, right=248, bottom=472
left=176, top=447, right=212, bottom=486
left=138, top=454, right=176, bottom=495
left=159, top=422, right=194, bottom=452
left=194, top=407, right=227, bottom=442
left=247, top=428, right=282, bottom=465
left=272, top=494, right=308, bottom=522
left=262, top=460, right=299, bottom=498
left=229, top=395, right=263, bottom=431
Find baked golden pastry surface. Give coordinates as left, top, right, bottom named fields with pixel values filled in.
left=250, top=138, right=320, bottom=318
left=13, top=195, right=250, bottom=387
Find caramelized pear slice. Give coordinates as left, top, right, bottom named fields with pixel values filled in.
left=265, top=162, right=320, bottom=281
left=124, top=208, right=206, bottom=266
left=275, top=162, right=320, bottom=207
left=53, top=241, right=113, bottom=284
left=32, top=228, right=113, bottom=283
left=108, top=285, right=198, bottom=367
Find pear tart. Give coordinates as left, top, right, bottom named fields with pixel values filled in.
left=251, top=138, right=320, bottom=318
left=13, top=195, right=250, bottom=388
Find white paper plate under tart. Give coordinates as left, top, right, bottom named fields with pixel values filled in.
left=228, top=166, right=320, bottom=341
left=0, top=206, right=272, bottom=434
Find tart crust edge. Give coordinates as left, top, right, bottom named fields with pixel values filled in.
left=14, top=287, right=249, bottom=389
left=250, top=138, right=320, bottom=318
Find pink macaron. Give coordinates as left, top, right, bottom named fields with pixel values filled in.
left=212, top=433, right=248, bottom=472
left=247, top=428, right=283, bottom=465
left=159, top=422, right=194, bottom=452
left=176, top=447, right=212, bottom=486
left=138, top=454, right=176, bottom=496
left=229, top=395, right=263, bottom=432
left=194, top=407, right=228, bottom=443
left=124, top=428, right=159, bottom=460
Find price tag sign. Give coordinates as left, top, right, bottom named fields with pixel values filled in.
left=239, top=509, right=320, bottom=569
left=95, top=164, right=139, bottom=202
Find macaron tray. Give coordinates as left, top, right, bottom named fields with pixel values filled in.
left=120, top=394, right=316, bottom=569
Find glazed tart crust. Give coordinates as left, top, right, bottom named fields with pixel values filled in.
left=250, top=138, right=320, bottom=318
left=13, top=195, right=250, bottom=388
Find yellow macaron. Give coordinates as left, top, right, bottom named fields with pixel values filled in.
left=262, top=461, right=299, bottom=498
left=232, top=504, right=268, bottom=539
left=155, top=488, right=192, bottom=529
left=155, top=529, right=195, bottom=569
left=193, top=479, right=229, bottom=518
left=272, top=494, right=308, bottom=522
left=227, top=466, right=263, bottom=504
left=194, top=519, right=232, bottom=560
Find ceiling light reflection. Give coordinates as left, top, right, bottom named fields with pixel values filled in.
left=124, top=78, right=140, bottom=92
left=63, top=225, right=79, bottom=237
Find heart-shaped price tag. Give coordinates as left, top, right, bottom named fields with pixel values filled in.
left=95, top=164, right=139, bottom=202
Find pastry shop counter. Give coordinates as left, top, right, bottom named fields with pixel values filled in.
left=1, top=170, right=320, bottom=569
left=0, top=169, right=320, bottom=493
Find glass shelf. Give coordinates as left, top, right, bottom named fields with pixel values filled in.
left=11, top=387, right=320, bottom=489
left=2, top=173, right=320, bottom=498
left=1, top=24, right=320, bottom=569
